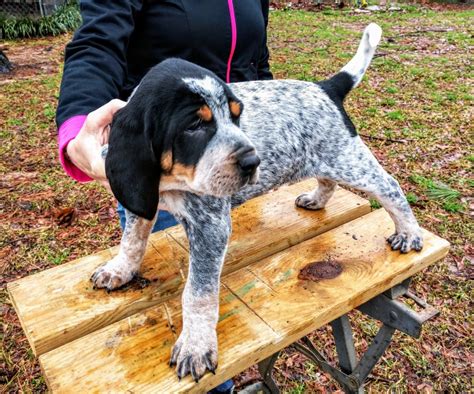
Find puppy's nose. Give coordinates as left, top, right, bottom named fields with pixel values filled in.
left=237, top=148, right=260, bottom=176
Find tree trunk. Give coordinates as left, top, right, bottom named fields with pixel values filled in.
left=0, top=49, right=13, bottom=73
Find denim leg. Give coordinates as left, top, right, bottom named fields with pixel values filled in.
left=116, top=202, right=127, bottom=230
left=208, top=379, right=234, bottom=393
left=153, top=210, right=178, bottom=232
left=117, top=202, right=177, bottom=232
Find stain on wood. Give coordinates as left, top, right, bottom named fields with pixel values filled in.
left=298, top=259, right=343, bottom=281
left=113, top=275, right=151, bottom=291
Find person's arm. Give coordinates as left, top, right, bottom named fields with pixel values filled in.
left=56, top=0, right=143, bottom=182
left=257, top=0, right=273, bottom=80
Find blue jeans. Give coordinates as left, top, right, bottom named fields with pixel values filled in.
left=117, top=203, right=178, bottom=231
left=117, top=204, right=234, bottom=393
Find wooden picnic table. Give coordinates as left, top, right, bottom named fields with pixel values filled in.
left=8, top=180, right=449, bottom=393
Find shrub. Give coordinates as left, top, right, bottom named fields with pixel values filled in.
left=0, top=2, right=81, bottom=40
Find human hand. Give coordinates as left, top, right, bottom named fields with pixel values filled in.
left=66, top=99, right=126, bottom=190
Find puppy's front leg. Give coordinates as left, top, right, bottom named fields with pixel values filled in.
left=91, top=209, right=154, bottom=290
left=167, top=193, right=231, bottom=382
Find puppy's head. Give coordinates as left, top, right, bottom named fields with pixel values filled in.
left=106, top=58, right=259, bottom=220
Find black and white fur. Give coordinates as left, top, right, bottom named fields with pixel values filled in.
left=91, top=24, right=423, bottom=382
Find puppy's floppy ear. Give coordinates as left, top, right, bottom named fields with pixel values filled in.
left=105, top=106, right=162, bottom=220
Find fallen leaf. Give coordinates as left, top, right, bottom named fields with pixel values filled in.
left=55, top=207, right=75, bottom=227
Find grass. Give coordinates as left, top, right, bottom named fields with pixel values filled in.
left=1, top=4, right=473, bottom=393
left=0, top=2, right=81, bottom=39
left=409, top=174, right=465, bottom=212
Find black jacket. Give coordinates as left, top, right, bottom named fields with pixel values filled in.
left=56, top=0, right=272, bottom=127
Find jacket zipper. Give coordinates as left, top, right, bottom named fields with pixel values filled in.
left=226, top=0, right=237, bottom=83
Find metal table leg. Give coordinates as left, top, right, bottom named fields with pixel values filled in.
left=244, top=277, right=438, bottom=393
left=257, top=351, right=280, bottom=394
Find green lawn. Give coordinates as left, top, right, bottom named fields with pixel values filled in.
left=1, top=5, right=472, bottom=392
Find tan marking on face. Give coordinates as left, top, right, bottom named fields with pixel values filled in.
left=170, top=163, right=196, bottom=183
left=229, top=101, right=242, bottom=118
left=161, top=151, right=173, bottom=172
left=197, top=105, right=213, bottom=122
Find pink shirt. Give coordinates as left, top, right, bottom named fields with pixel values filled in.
left=58, top=115, right=93, bottom=182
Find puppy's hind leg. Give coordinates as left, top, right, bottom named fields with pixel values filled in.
left=295, top=178, right=337, bottom=210
left=321, top=142, right=423, bottom=253
left=91, top=209, right=155, bottom=290
left=371, top=178, right=423, bottom=253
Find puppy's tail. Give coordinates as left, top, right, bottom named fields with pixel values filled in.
left=341, top=23, right=382, bottom=88
left=320, top=23, right=382, bottom=101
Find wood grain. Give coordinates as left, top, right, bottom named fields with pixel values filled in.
left=169, top=181, right=371, bottom=274
left=223, top=209, right=450, bottom=340
left=8, top=233, right=187, bottom=356
left=8, top=181, right=370, bottom=356
left=40, top=287, right=278, bottom=394
left=39, top=209, right=449, bottom=393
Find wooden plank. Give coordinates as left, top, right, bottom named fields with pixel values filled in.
left=39, top=209, right=449, bottom=393
left=223, top=209, right=450, bottom=340
left=8, top=181, right=370, bottom=356
left=168, top=181, right=371, bottom=273
left=8, top=233, right=187, bottom=356
left=40, top=287, right=278, bottom=394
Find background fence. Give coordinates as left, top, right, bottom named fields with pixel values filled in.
left=0, top=0, right=67, bottom=18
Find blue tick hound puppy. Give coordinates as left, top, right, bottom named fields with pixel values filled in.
left=91, top=24, right=423, bottom=381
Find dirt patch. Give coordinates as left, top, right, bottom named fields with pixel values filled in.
left=0, top=35, right=69, bottom=82
left=298, top=259, right=343, bottom=281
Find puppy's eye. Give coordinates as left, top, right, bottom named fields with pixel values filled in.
left=186, top=118, right=203, bottom=132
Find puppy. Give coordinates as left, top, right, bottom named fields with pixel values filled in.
left=91, top=23, right=422, bottom=381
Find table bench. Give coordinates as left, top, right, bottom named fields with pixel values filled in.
left=7, top=180, right=449, bottom=393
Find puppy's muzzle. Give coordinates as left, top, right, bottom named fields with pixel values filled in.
left=232, top=145, right=260, bottom=188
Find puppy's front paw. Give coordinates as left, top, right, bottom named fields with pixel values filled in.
left=295, top=192, right=325, bottom=210
left=170, top=327, right=218, bottom=382
left=90, top=256, right=137, bottom=291
left=387, top=231, right=423, bottom=253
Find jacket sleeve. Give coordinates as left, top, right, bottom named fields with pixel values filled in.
left=257, top=0, right=273, bottom=80
left=56, top=0, right=143, bottom=181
